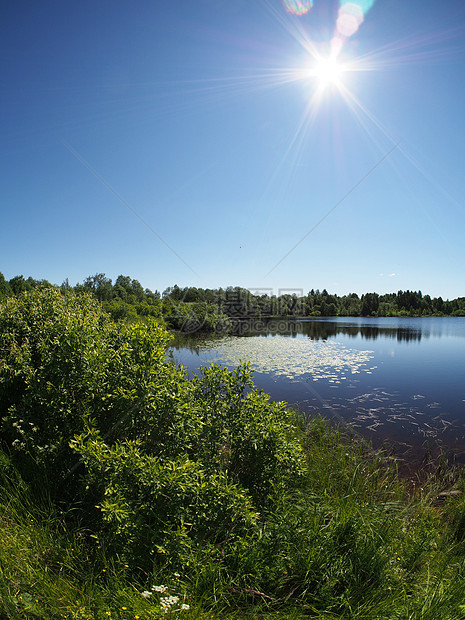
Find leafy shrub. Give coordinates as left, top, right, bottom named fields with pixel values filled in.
left=189, top=364, right=306, bottom=504
left=162, top=299, right=230, bottom=333
left=0, top=288, right=307, bottom=577
left=72, top=431, right=259, bottom=572
left=0, top=288, right=170, bottom=488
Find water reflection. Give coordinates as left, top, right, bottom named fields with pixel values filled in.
left=297, top=320, right=423, bottom=343
left=169, top=317, right=465, bottom=470
left=171, top=317, right=425, bottom=347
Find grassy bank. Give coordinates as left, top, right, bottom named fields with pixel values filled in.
left=2, top=289, right=465, bottom=619
left=3, top=419, right=465, bottom=619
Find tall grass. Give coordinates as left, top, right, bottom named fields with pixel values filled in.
left=3, top=419, right=465, bottom=620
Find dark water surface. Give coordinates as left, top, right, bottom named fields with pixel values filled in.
left=170, top=317, right=465, bottom=468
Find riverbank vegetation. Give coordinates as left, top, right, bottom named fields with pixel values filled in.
left=2, top=287, right=465, bottom=619
left=1, top=273, right=464, bottom=338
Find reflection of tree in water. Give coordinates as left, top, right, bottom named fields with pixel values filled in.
left=223, top=319, right=424, bottom=342
left=395, top=328, right=422, bottom=342
left=170, top=318, right=427, bottom=350
left=357, top=326, right=422, bottom=342
left=301, top=322, right=423, bottom=342
left=301, top=321, right=422, bottom=343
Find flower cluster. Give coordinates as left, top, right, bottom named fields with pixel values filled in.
left=139, top=583, right=189, bottom=614
left=160, top=595, right=179, bottom=612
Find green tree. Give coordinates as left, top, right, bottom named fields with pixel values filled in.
left=0, top=288, right=306, bottom=577
left=8, top=275, right=32, bottom=295
left=361, top=293, right=379, bottom=316
left=114, top=275, right=133, bottom=301
left=0, top=273, right=12, bottom=299
left=82, top=273, right=113, bottom=301
left=130, top=278, right=145, bottom=302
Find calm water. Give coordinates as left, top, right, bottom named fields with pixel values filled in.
left=170, top=317, right=465, bottom=466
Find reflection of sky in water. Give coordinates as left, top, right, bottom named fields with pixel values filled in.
left=170, top=318, right=465, bottom=459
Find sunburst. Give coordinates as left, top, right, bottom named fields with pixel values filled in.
left=311, top=54, right=345, bottom=88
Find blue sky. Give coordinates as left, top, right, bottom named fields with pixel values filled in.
left=2, top=0, right=465, bottom=298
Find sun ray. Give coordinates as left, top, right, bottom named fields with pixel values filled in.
left=92, top=5, right=464, bottom=132
left=258, top=89, right=323, bottom=204
left=74, top=0, right=465, bottom=215
left=337, top=82, right=399, bottom=146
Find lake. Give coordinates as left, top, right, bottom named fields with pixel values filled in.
left=170, top=317, right=465, bottom=469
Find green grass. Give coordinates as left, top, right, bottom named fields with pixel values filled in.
left=2, top=418, right=465, bottom=620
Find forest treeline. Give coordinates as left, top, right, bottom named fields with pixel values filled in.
left=1, top=272, right=464, bottom=333
left=163, top=284, right=465, bottom=318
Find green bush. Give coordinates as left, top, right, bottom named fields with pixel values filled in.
left=162, top=299, right=230, bottom=333
left=189, top=364, right=306, bottom=504
left=72, top=431, right=259, bottom=573
left=0, top=288, right=170, bottom=489
left=0, top=289, right=308, bottom=580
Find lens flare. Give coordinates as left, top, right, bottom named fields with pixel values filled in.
left=337, top=0, right=376, bottom=40
left=337, top=3, right=364, bottom=38
left=341, top=0, right=375, bottom=13
left=283, top=0, right=314, bottom=17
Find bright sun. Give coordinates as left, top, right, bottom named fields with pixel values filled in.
left=312, top=56, right=344, bottom=88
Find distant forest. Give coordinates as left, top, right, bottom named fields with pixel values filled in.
left=1, top=272, right=464, bottom=332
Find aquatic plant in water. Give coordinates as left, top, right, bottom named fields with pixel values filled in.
left=202, top=335, right=375, bottom=383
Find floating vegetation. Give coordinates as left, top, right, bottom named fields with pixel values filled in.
left=200, top=335, right=376, bottom=383
left=326, top=388, right=453, bottom=439
left=173, top=334, right=456, bottom=444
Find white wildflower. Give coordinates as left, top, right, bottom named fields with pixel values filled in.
left=151, top=584, right=167, bottom=592
left=181, top=603, right=190, bottom=610
left=141, top=590, right=152, bottom=598
left=160, top=595, right=179, bottom=607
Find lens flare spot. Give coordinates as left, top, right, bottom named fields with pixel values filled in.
left=341, top=0, right=375, bottom=13
left=337, top=2, right=364, bottom=38
left=283, top=0, right=314, bottom=16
